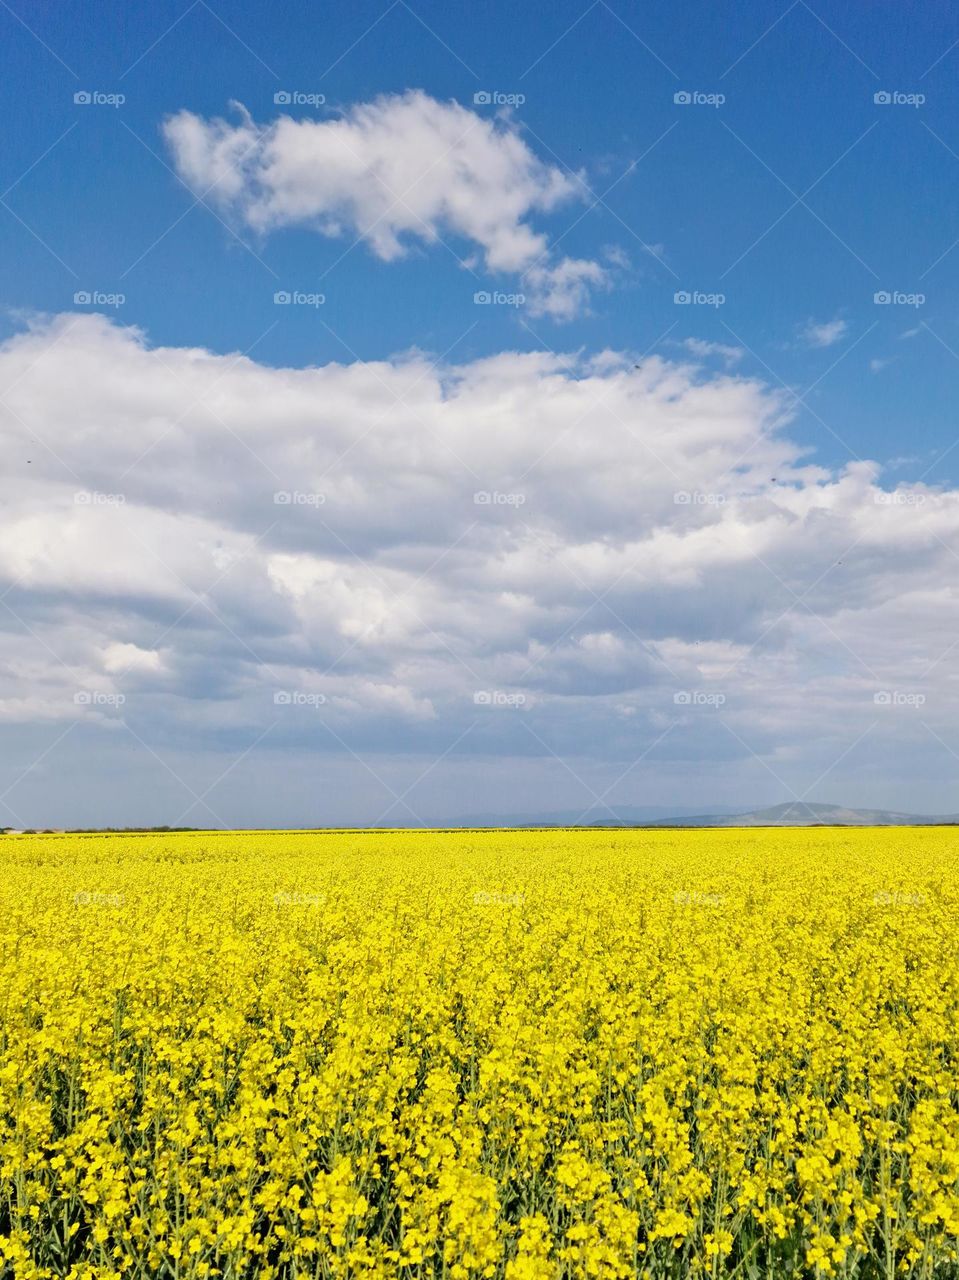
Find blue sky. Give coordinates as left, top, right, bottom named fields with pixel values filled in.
left=5, top=0, right=959, bottom=469
left=3, top=0, right=959, bottom=825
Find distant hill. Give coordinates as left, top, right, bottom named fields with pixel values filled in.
left=452, top=801, right=959, bottom=828
left=450, top=804, right=744, bottom=828
left=642, top=802, right=959, bottom=827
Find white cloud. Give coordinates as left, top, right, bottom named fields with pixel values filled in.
left=681, top=338, right=744, bottom=367
left=800, top=316, right=848, bottom=348
left=163, top=91, right=611, bottom=317
left=102, top=643, right=164, bottom=675
left=2, top=314, right=958, bottom=820
left=524, top=256, right=611, bottom=320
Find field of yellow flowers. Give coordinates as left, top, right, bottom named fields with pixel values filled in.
left=1, top=826, right=958, bottom=1279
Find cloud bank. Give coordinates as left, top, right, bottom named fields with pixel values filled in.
left=2, top=314, right=958, bottom=823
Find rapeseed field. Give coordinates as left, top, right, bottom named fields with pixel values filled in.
left=1, top=826, right=957, bottom=1278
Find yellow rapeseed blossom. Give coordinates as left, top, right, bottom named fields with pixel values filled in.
left=0, top=825, right=957, bottom=1277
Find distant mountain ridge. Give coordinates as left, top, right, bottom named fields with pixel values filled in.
left=642, top=802, right=959, bottom=827
left=452, top=801, right=959, bottom=828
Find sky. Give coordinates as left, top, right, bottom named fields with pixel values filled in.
left=2, top=0, right=959, bottom=826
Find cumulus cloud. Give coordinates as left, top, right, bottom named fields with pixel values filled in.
left=162, top=90, right=611, bottom=318
left=800, top=316, right=848, bottom=348
left=2, top=314, right=958, bottom=823
left=524, top=257, right=612, bottom=320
